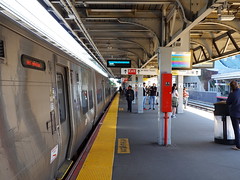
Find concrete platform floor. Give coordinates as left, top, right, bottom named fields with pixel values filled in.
left=113, top=96, right=240, bottom=180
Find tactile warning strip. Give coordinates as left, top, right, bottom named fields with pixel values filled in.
left=76, top=94, right=119, bottom=180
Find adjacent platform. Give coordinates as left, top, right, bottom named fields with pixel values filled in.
left=70, top=94, right=240, bottom=180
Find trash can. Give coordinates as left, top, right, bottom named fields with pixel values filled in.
left=214, top=101, right=235, bottom=145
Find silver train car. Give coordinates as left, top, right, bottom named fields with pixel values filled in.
left=0, top=13, right=116, bottom=179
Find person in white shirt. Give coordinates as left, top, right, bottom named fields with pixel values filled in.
left=171, top=83, right=179, bottom=118
left=183, top=87, right=189, bottom=109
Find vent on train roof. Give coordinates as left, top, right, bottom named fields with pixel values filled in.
left=0, top=40, right=4, bottom=58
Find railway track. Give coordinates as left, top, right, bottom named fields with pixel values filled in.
left=187, top=99, right=215, bottom=112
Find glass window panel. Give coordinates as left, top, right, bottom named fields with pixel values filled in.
left=57, top=74, right=66, bottom=123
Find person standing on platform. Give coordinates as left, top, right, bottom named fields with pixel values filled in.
left=143, top=82, right=148, bottom=110
left=135, top=84, right=138, bottom=99
left=171, top=83, right=179, bottom=118
left=126, top=85, right=134, bottom=112
left=119, top=86, right=123, bottom=94
left=183, top=87, right=189, bottom=109
left=146, top=86, right=150, bottom=105
left=149, top=83, right=157, bottom=110
left=226, top=80, right=240, bottom=150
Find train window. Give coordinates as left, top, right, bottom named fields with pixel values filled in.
left=88, top=72, right=94, bottom=109
left=0, top=40, right=4, bottom=58
left=89, top=90, right=93, bottom=109
left=76, top=73, right=79, bottom=82
left=70, top=71, right=73, bottom=84
left=81, top=90, right=88, bottom=114
left=97, top=88, right=102, bottom=104
left=57, top=74, right=66, bottom=123
left=21, top=54, right=46, bottom=71
left=105, top=87, right=108, bottom=97
left=81, top=68, right=89, bottom=114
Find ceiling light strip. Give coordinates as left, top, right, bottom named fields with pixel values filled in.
left=0, top=0, right=108, bottom=77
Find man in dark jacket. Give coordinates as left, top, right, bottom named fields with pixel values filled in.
left=149, top=83, right=157, bottom=110
left=226, top=80, right=240, bottom=150
left=126, top=85, right=134, bottom=112
left=143, top=82, right=148, bottom=110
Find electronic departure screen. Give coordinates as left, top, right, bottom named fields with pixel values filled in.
left=172, top=52, right=192, bottom=70
left=21, top=54, right=46, bottom=71
left=107, top=60, right=131, bottom=68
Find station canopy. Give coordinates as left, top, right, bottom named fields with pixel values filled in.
left=2, top=0, right=240, bottom=78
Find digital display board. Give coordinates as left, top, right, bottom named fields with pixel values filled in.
left=21, top=54, right=46, bottom=71
left=107, top=60, right=131, bottom=68
left=172, top=52, right=192, bottom=70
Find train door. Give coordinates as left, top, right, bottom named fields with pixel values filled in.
left=56, top=65, right=71, bottom=167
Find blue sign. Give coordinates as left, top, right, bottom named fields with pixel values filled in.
left=107, top=60, right=131, bottom=68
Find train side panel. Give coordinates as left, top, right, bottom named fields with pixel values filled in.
left=94, top=72, right=106, bottom=122
left=67, top=64, right=95, bottom=157
left=0, top=13, right=115, bottom=180
left=0, top=23, right=58, bottom=179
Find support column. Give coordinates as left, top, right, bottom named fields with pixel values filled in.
left=177, top=75, right=184, bottom=113
left=158, top=47, right=172, bottom=145
left=132, top=75, right=136, bottom=104
left=137, top=75, right=143, bottom=113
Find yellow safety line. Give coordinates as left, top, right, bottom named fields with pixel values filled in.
left=76, top=94, right=119, bottom=180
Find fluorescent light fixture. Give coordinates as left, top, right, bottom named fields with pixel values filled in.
left=0, top=0, right=108, bottom=77
left=218, top=14, right=235, bottom=21
left=89, top=9, right=134, bottom=13
left=190, top=32, right=203, bottom=36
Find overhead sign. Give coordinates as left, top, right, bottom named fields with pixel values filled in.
left=121, top=68, right=158, bottom=75
left=172, top=69, right=201, bottom=76
left=128, top=69, right=136, bottom=74
left=107, top=60, right=131, bottom=68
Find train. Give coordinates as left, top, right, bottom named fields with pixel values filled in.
left=0, top=13, right=116, bottom=180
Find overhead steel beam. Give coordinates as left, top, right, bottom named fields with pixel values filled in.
left=84, top=24, right=147, bottom=31
left=212, top=29, right=240, bottom=58
left=87, top=29, right=149, bottom=32
left=166, top=0, right=226, bottom=47
left=169, top=9, right=177, bottom=37
left=227, top=31, right=240, bottom=51
left=167, top=9, right=213, bottom=46
left=199, top=21, right=240, bottom=34
left=75, top=1, right=175, bottom=5
left=192, top=46, right=208, bottom=63
left=93, top=38, right=155, bottom=58
left=220, top=38, right=230, bottom=53
left=191, top=29, right=240, bottom=65
left=118, top=38, right=153, bottom=57
left=166, top=5, right=177, bottom=23
left=85, top=11, right=162, bottom=18
left=141, top=54, right=157, bottom=68
left=214, top=29, right=235, bottom=41
left=117, top=18, right=160, bottom=46
left=89, top=31, right=154, bottom=38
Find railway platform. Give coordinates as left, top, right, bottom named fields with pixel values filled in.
left=68, top=93, right=240, bottom=180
